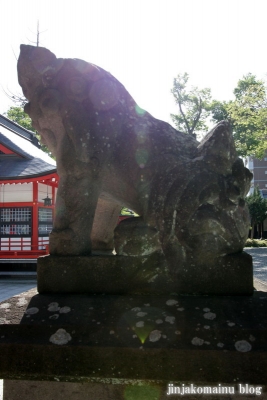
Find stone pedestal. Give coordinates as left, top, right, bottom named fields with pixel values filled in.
left=3, top=379, right=266, bottom=400
left=3, top=380, right=125, bottom=400
left=0, top=285, right=267, bottom=399
left=37, top=252, right=253, bottom=295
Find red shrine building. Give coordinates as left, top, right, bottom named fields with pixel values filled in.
left=0, top=114, right=58, bottom=261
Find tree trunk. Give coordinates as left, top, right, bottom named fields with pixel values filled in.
left=258, top=223, right=263, bottom=239
left=251, top=223, right=255, bottom=239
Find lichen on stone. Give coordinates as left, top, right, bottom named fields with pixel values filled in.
left=59, top=306, right=71, bottom=313
left=136, top=321, right=144, bottom=328
left=25, top=307, right=39, bottom=315
left=48, top=302, right=60, bottom=312
left=166, top=299, right=178, bottom=306
left=49, top=329, right=72, bottom=345
left=149, top=330, right=161, bottom=342
left=234, top=340, right=252, bottom=352
left=191, top=337, right=204, bottom=346
left=203, top=312, right=216, bottom=320
left=165, top=316, right=175, bottom=324
left=136, top=312, right=147, bottom=317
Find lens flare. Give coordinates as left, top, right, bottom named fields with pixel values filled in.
left=124, top=384, right=160, bottom=400
left=133, top=322, right=156, bottom=344
left=135, top=149, right=149, bottom=168
left=89, top=79, right=119, bottom=110
left=135, top=104, right=146, bottom=116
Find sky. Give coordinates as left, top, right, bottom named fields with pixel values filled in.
left=0, top=0, right=267, bottom=128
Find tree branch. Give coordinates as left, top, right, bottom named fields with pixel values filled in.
left=177, top=98, right=191, bottom=135
left=190, top=97, right=203, bottom=135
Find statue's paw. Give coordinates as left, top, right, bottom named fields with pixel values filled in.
left=114, top=217, right=161, bottom=256
left=91, top=238, right=115, bottom=255
left=49, top=229, right=91, bottom=256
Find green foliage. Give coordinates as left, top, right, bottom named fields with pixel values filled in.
left=208, top=100, right=229, bottom=122
left=211, top=74, right=267, bottom=158
left=170, top=73, right=212, bottom=139
left=4, top=106, right=52, bottom=157
left=245, top=238, right=267, bottom=247
left=5, top=106, right=34, bottom=131
left=246, top=186, right=267, bottom=225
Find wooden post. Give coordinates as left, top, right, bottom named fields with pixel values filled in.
left=52, top=186, right=55, bottom=206
left=32, top=181, right=39, bottom=251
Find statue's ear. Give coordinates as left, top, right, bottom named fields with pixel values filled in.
left=18, top=45, right=62, bottom=99
left=197, top=120, right=237, bottom=174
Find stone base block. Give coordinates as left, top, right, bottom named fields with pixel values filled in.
left=3, top=380, right=124, bottom=400
left=3, top=379, right=266, bottom=400
left=0, top=289, right=267, bottom=390
left=37, top=251, right=253, bottom=295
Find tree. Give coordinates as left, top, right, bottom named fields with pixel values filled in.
left=170, top=73, right=212, bottom=139
left=246, top=187, right=267, bottom=238
left=3, top=89, right=27, bottom=107
left=5, top=106, right=34, bottom=131
left=211, top=74, right=267, bottom=159
left=4, top=106, right=52, bottom=156
left=208, top=99, right=229, bottom=123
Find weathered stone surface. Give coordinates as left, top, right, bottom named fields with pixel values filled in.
left=37, top=252, right=253, bottom=295
left=37, top=254, right=171, bottom=295
left=91, top=197, right=121, bottom=253
left=0, top=290, right=267, bottom=389
left=17, top=45, right=253, bottom=293
left=114, top=217, right=162, bottom=256
left=4, top=380, right=125, bottom=400
left=3, top=379, right=266, bottom=400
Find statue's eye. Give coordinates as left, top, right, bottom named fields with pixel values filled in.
left=39, top=89, right=61, bottom=114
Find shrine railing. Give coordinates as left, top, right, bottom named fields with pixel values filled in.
left=0, top=237, right=49, bottom=258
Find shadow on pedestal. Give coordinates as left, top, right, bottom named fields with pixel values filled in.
left=37, top=252, right=253, bottom=296
left=0, top=287, right=266, bottom=399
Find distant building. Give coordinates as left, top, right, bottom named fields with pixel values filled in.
left=0, top=114, right=58, bottom=261
left=246, top=155, right=267, bottom=238
left=246, top=155, right=267, bottom=198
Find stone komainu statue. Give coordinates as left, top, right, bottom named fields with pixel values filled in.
left=18, top=45, right=252, bottom=277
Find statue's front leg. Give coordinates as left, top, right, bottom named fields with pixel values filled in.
left=91, top=198, right=122, bottom=254
left=50, top=175, right=100, bottom=256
